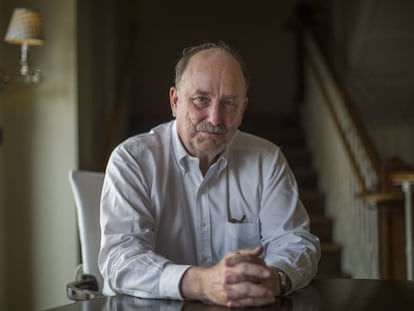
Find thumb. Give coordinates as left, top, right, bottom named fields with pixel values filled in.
left=235, top=245, right=263, bottom=256
left=225, top=245, right=264, bottom=266
left=251, top=245, right=264, bottom=256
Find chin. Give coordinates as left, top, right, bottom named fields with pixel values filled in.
left=199, top=144, right=226, bottom=155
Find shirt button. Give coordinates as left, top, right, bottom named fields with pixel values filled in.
left=200, top=222, right=206, bottom=228
left=200, top=256, right=207, bottom=263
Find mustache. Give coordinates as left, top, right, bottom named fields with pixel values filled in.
left=196, top=123, right=226, bottom=134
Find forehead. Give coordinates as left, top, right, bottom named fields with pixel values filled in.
left=181, top=49, right=247, bottom=91
left=186, top=49, right=240, bottom=73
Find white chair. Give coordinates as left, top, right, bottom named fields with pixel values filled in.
left=67, top=170, right=105, bottom=300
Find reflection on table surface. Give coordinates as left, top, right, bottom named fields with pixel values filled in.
left=49, top=278, right=414, bottom=311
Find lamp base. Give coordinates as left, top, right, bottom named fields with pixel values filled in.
left=0, top=69, right=42, bottom=89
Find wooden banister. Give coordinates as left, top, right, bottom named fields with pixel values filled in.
left=303, top=31, right=373, bottom=194
left=297, top=4, right=381, bottom=181
left=360, top=192, right=404, bottom=203
left=298, top=7, right=413, bottom=279
left=393, top=171, right=414, bottom=183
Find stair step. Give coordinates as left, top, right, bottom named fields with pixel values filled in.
left=292, top=167, right=318, bottom=189
left=300, top=190, right=325, bottom=215
left=318, top=243, right=342, bottom=275
left=241, top=115, right=301, bottom=130
left=265, top=132, right=305, bottom=147
left=310, top=216, right=333, bottom=243
left=282, top=146, right=312, bottom=167
left=241, top=116, right=304, bottom=147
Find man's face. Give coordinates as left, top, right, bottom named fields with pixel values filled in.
left=170, top=49, right=248, bottom=161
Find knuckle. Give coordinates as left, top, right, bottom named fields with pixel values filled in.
left=223, top=265, right=233, bottom=277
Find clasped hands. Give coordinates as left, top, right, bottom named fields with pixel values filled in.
left=180, top=246, right=281, bottom=307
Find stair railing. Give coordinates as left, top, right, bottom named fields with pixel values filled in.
left=299, top=16, right=414, bottom=279
left=303, top=29, right=380, bottom=193
left=301, top=27, right=382, bottom=279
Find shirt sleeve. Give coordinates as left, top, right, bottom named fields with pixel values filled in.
left=98, top=146, right=191, bottom=299
left=260, top=149, right=321, bottom=291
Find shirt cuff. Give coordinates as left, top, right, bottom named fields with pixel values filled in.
left=159, top=263, right=192, bottom=300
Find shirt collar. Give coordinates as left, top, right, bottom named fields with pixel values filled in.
left=171, top=120, right=188, bottom=162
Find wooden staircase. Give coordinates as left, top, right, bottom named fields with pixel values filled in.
left=240, top=114, right=349, bottom=278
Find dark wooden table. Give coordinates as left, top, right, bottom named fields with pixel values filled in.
left=48, top=278, right=414, bottom=311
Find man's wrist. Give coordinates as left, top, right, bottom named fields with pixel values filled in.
left=179, top=266, right=207, bottom=300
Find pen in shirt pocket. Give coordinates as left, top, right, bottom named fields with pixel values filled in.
left=229, top=214, right=246, bottom=223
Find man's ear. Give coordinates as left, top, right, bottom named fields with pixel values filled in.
left=169, top=87, right=178, bottom=117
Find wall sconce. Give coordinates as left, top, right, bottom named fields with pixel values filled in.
left=0, top=8, right=45, bottom=88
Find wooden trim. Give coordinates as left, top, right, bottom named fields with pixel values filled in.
left=303, top=38, right=368, bottom=193
left=377, top=201, right=407, bottom=279
left=299, top=21, right=380, bottom=176
left=392, top=171, right=414, bottom=183
left=359, top=191, right=404, bottom=203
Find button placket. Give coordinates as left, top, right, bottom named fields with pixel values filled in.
left=196, top=183, right=212, bottom=266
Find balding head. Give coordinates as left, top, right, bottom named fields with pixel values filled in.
left=174, top=41, right=250, bottom=93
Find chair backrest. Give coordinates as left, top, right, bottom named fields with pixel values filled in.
left=69, top=170, right=105, bottom=291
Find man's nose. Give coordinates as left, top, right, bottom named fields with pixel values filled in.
left=207, top=102, right=222, bottom=125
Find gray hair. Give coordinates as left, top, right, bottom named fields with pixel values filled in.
left=174, top=41, right=250, bottom=91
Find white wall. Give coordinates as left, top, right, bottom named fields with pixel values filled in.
left=0, top=91, right=5, bottom=311
left=0, top=5, right=5, bottom=310
left=0, top=0, right=78, bottom=310
left=0, top=1, right=6, bottom=309
left=369, top=124, right=414, bottom=165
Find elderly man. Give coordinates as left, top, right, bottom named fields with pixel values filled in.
left=99, top=42, right=320, bottom=307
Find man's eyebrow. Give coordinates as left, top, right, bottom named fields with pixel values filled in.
left=193, top=89, right=210, bottom=96
left=222, top=95, right=238, bottom=100
left=192, top=90, right=240, bottom=100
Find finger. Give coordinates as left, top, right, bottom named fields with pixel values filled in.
left=226, top=281, right=272, bottom=300
left=226, top=273, right=268, bottom=284
left=225, top=254, right=264, bottom=267
left=227, top=295, right=276, bottom=308
left=235, top=245, right=263, bottom=256
left=224, top=283, right=275, bottom=307
left=225, top=263, right=271, bottom=284
left=225, top=249, right=265, bottom=267
left=240, top=245, right=263, bottom=257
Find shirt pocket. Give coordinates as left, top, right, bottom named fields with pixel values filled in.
left=224, top=221, right=261, bottom=252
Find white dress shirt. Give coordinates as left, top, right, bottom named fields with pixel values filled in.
left=99, top=120, right=320, bottom=299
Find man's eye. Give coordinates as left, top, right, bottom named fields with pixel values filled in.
left=223, top=100, right=237, bottom=109
left=193, top=96, right=209, bottom=105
